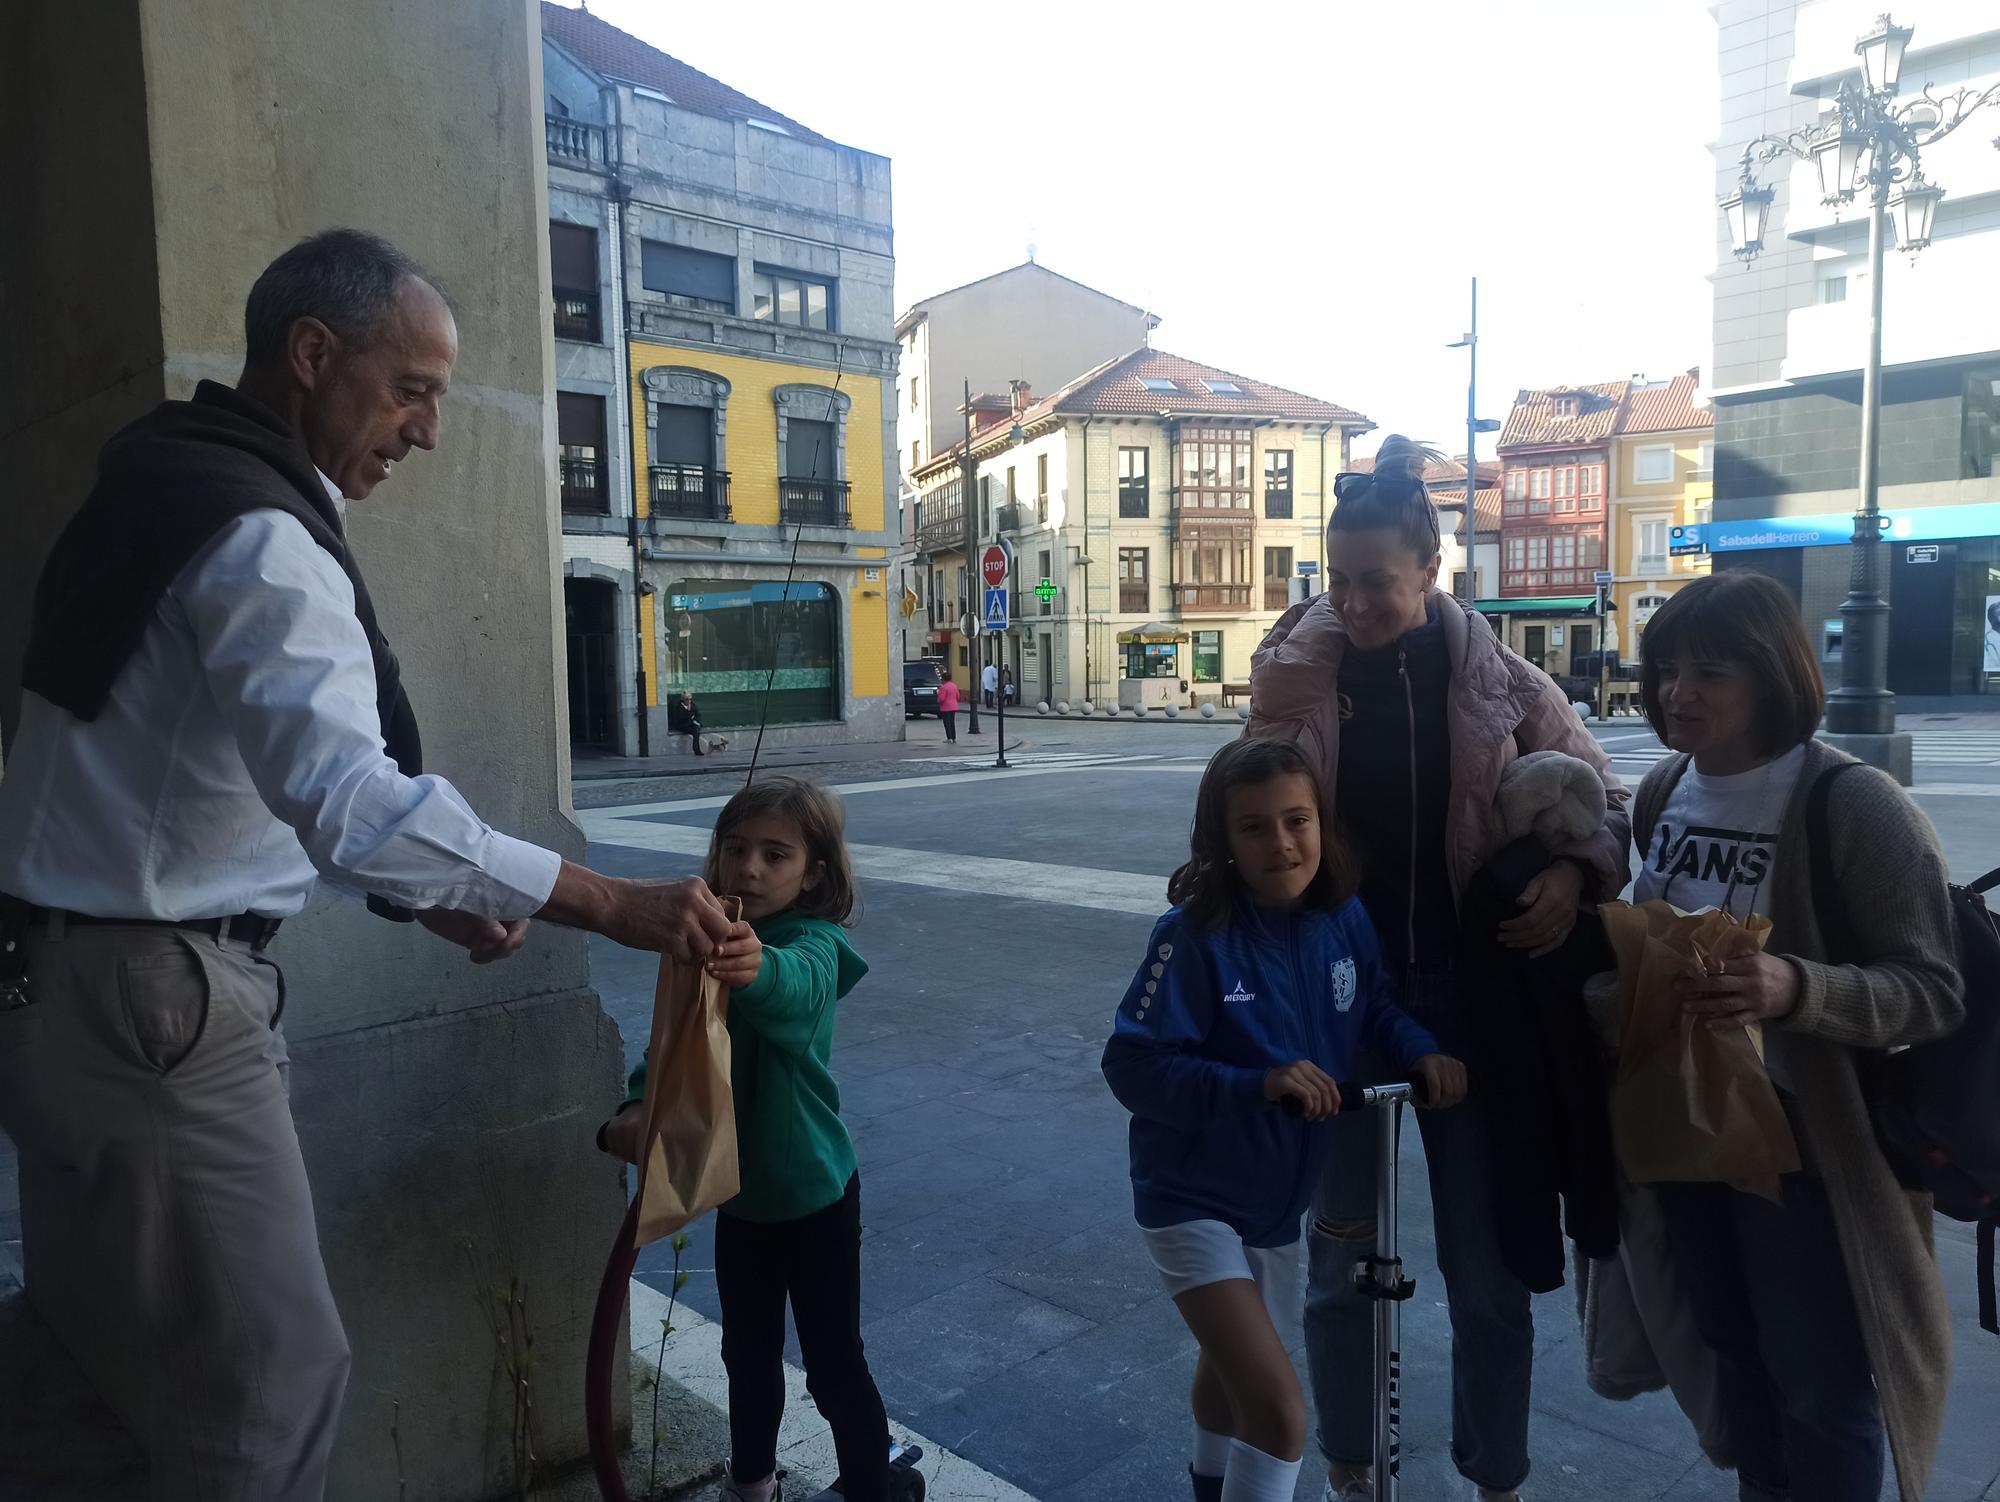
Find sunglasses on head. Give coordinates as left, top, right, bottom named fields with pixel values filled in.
left=1332, top=470, right=1442, bottom=556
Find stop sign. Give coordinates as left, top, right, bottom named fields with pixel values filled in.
left=981, top=544, right=1010, bottom=589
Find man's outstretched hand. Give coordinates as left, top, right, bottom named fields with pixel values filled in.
left=417, top=908, right=530, bottom=963
left=537, top=864, right=735, bottom=961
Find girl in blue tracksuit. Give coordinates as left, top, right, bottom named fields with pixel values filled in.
left=1103, top=736, right=1467, bottom=1502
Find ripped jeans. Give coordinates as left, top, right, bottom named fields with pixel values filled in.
left=1303, top=971, right=1534, bottom=1494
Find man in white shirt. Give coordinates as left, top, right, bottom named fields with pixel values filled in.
left=0, top=230, right=742, bottom=1501
left=981, top=659, right=999, bottom=709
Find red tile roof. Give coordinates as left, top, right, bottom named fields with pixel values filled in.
left=1620, top=370, right=1712, bottom=434
left=1432, top=484, right=1502, bottom=539
left=914, top=347, right=1369, bottom=477
left=1049, top=348, right=1368, bottom=424
left=540, top=3, right=835, bottom=148
left=1498, top=380, right=1631, bottom=451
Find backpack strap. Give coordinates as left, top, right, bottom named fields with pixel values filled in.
left=1969, top=867, right=2000, bottom=897
left=1980, top=1218, right=1997, bottom=1337
left=1805, top=761, right=1868, bottom=966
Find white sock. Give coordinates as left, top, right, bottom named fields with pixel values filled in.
left=1221, top=1438, right=1301, bottom=1502
left=1191, top=1421, right=1231, bottom=1478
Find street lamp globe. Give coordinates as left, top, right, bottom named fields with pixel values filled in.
left=1855, top=14, right=1914, bottom=98
left=1720, top=179, right=1777, bottom=259
left=1890, top=172, right=1946, bottom=253
left=1810, top=120, right=1865, bottom=204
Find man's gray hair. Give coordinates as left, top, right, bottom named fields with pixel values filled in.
left=243, top=228, right=446, bottom=362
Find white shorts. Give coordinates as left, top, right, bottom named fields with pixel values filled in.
left=1139, top=1218, right=1302, bottom=1328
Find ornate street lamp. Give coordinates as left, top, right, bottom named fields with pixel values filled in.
left=1720, top=177, right=1776, bottom=259
left=1890, top=171, right=1945, bottom=253
left=1856, top=14, right=1914, bottom=97
left=1718, top=14, right=2000, bottom=782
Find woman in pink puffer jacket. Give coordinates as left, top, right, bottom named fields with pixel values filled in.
left=1247, top=436, right=1628, bottom=1502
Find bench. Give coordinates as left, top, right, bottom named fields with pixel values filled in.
left=1220, top=682, right=1253, bottom=707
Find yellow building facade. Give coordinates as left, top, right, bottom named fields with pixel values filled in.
left=1609, top=373, right=1713, bottom=659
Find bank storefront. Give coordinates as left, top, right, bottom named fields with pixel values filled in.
left=1674, top=501, right=2000, bottom=699
left=666, top=579, right=841, bottom=727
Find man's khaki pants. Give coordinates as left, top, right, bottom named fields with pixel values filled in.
left=0, top=922, right=350, bottom=1501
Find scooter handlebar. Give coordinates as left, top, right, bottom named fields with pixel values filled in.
left=1279, top=1075, right=1431, bottom=1117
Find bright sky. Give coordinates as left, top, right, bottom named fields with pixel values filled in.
left=573, top=0, right=1721, bottom=461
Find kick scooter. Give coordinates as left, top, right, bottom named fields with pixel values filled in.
left=1288, top=1077, right=1425, bottom=1502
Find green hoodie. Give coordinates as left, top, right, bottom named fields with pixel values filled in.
left=626, top=909, right=868, bottom=1224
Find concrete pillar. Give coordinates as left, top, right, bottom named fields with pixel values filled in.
left=0, top=3, right=629, bottom=1498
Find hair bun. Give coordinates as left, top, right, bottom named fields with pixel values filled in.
left=1372, top=434, right=1426, bottom=481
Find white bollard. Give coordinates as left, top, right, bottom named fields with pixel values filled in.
left=1200, top=703, right=1216, bottom=719
left=1055, top=700, right=1070, bottom=716
left=1133, top=704, right=1148, bottom=718
left=1079, top=701, right=1093, bottom=716
left=1236, top=705, right=1251, bottom=720
left=1036, top=701, right=1050, bottom=715
left=1164, top=704, right=1180, bottom=719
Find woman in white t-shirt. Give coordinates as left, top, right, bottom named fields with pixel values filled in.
left=1629, top=571, right=1961, bottom=1502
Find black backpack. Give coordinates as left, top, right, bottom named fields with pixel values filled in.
left=1808, top=761, right=1999, bottom=1335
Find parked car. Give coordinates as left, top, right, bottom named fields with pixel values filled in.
left=903, top=658, right=945, bottom=718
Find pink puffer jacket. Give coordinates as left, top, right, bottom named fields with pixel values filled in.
left=1247, top=591, right=1631, bottom=903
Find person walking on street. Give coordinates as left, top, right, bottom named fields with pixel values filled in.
left=1630, top=572, right=1960, bottom=1502
left=670, top=687, right=707, bottom=756
left=1247, top=435, right=1629, bottom=1502
left=0, top=229, right=737, bottom=1502
left=982, top=659, right=999, bottom=709
left=937, top=673, right=960, bottom=743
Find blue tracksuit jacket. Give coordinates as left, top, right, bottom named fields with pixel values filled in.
left=1101, top=896, right=1438, bottom=1247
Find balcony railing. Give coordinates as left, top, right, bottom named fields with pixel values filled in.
left=545, top=114, right=608, bottom=168
left=1264, top=581, right=1292, bottom=610
left=779, top=478, right=851, bottom=527
left=1118, top=483, right=1150, bottom=519
left=650, top=465, right=731, bottom=522
left=1172, top=583, right=1253, bottom=613
left=560, top=455, right=607, bottom=514
left=554, top=289, right=600, bottom=343
left=1264, top=489, right=1294, bottom=519
left=1119, top=585, right=1149, bottom=613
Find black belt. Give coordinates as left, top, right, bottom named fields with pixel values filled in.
left=1, top=898, right=282, bottom=952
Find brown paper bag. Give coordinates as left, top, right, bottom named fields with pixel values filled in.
left=1600, top=900, right=1801, bottom=1203
left=632, top=899, right=741, bottom=1249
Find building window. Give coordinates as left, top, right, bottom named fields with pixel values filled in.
left=1551, top=533, right=1575, bottom=571
left=1452, top=569, right=1472, bottom=597
left=773, top=384, right=853, bottom=526
left=1638, top=518, right=1669, bottom=571
left=1579, top=462, right=1603, bottom=495
left=1263, top=547, right=1294, bottom=610
left=1527, top=536, right=1548, bottom=570
left=1037, top=453, right=1050, bottom=524
left=1118, top=547, right=1149, bottom=612
left=1529, top=468, right=1552, bottom=500
left=1582, top=533, right=1602, bottom=568
left=641, top=241, right=736, bottom=314
left=1695, top=441, right=1714, bottom=476
left=1554, top=466, right=1576, bottom=500
left=1119, top=447, right=1150, bottom=518
left=1192, top=630, right=1222, bottom=683
left=1822, top=275, right=1848, bottom=304
left=1139, top=376, right=1179, bottom=393
left=752, top=266, right=835, bottom=330
left=666, top=577, right=840, bottom=726
left=557, top=392, right=608, bottom=514
left=911, top=441, right=922, bottom=470
left=549, top=221, right=600, bottom=343
left=1264, top=450, right=1293, bottom=518
left=1505, top=470, right=1527, bottom=501
left=979, top=475, right=991, bottom=536
left=1634, top=444, right=1674, bottom=484
left=1180, top=427, right=1253, bottom=510
left=910, top=376, right=920, bottom=413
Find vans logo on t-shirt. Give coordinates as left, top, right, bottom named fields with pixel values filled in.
left=1331, top=957, right=1357, bottom=1011
left=1650, top=820, right=1778, bottom=889
left=1223, top=980, right=1254, bottom=1006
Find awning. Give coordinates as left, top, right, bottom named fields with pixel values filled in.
left=1117, top=622, right=1191, bottom=644
left=1472, top=596, right=1596, bottom=615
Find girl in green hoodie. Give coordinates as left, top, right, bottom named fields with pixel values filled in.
left=603, top=776, right=887, bottom=1502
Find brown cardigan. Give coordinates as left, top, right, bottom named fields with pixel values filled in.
left=1633, top=741, right=1964, bottom=1502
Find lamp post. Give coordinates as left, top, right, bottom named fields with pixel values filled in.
left=1446, top=276, right=1502, bottom=603
left=960, top=378, right=981, bottom=736
left=1720, top=13, right=2000, bottom=783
